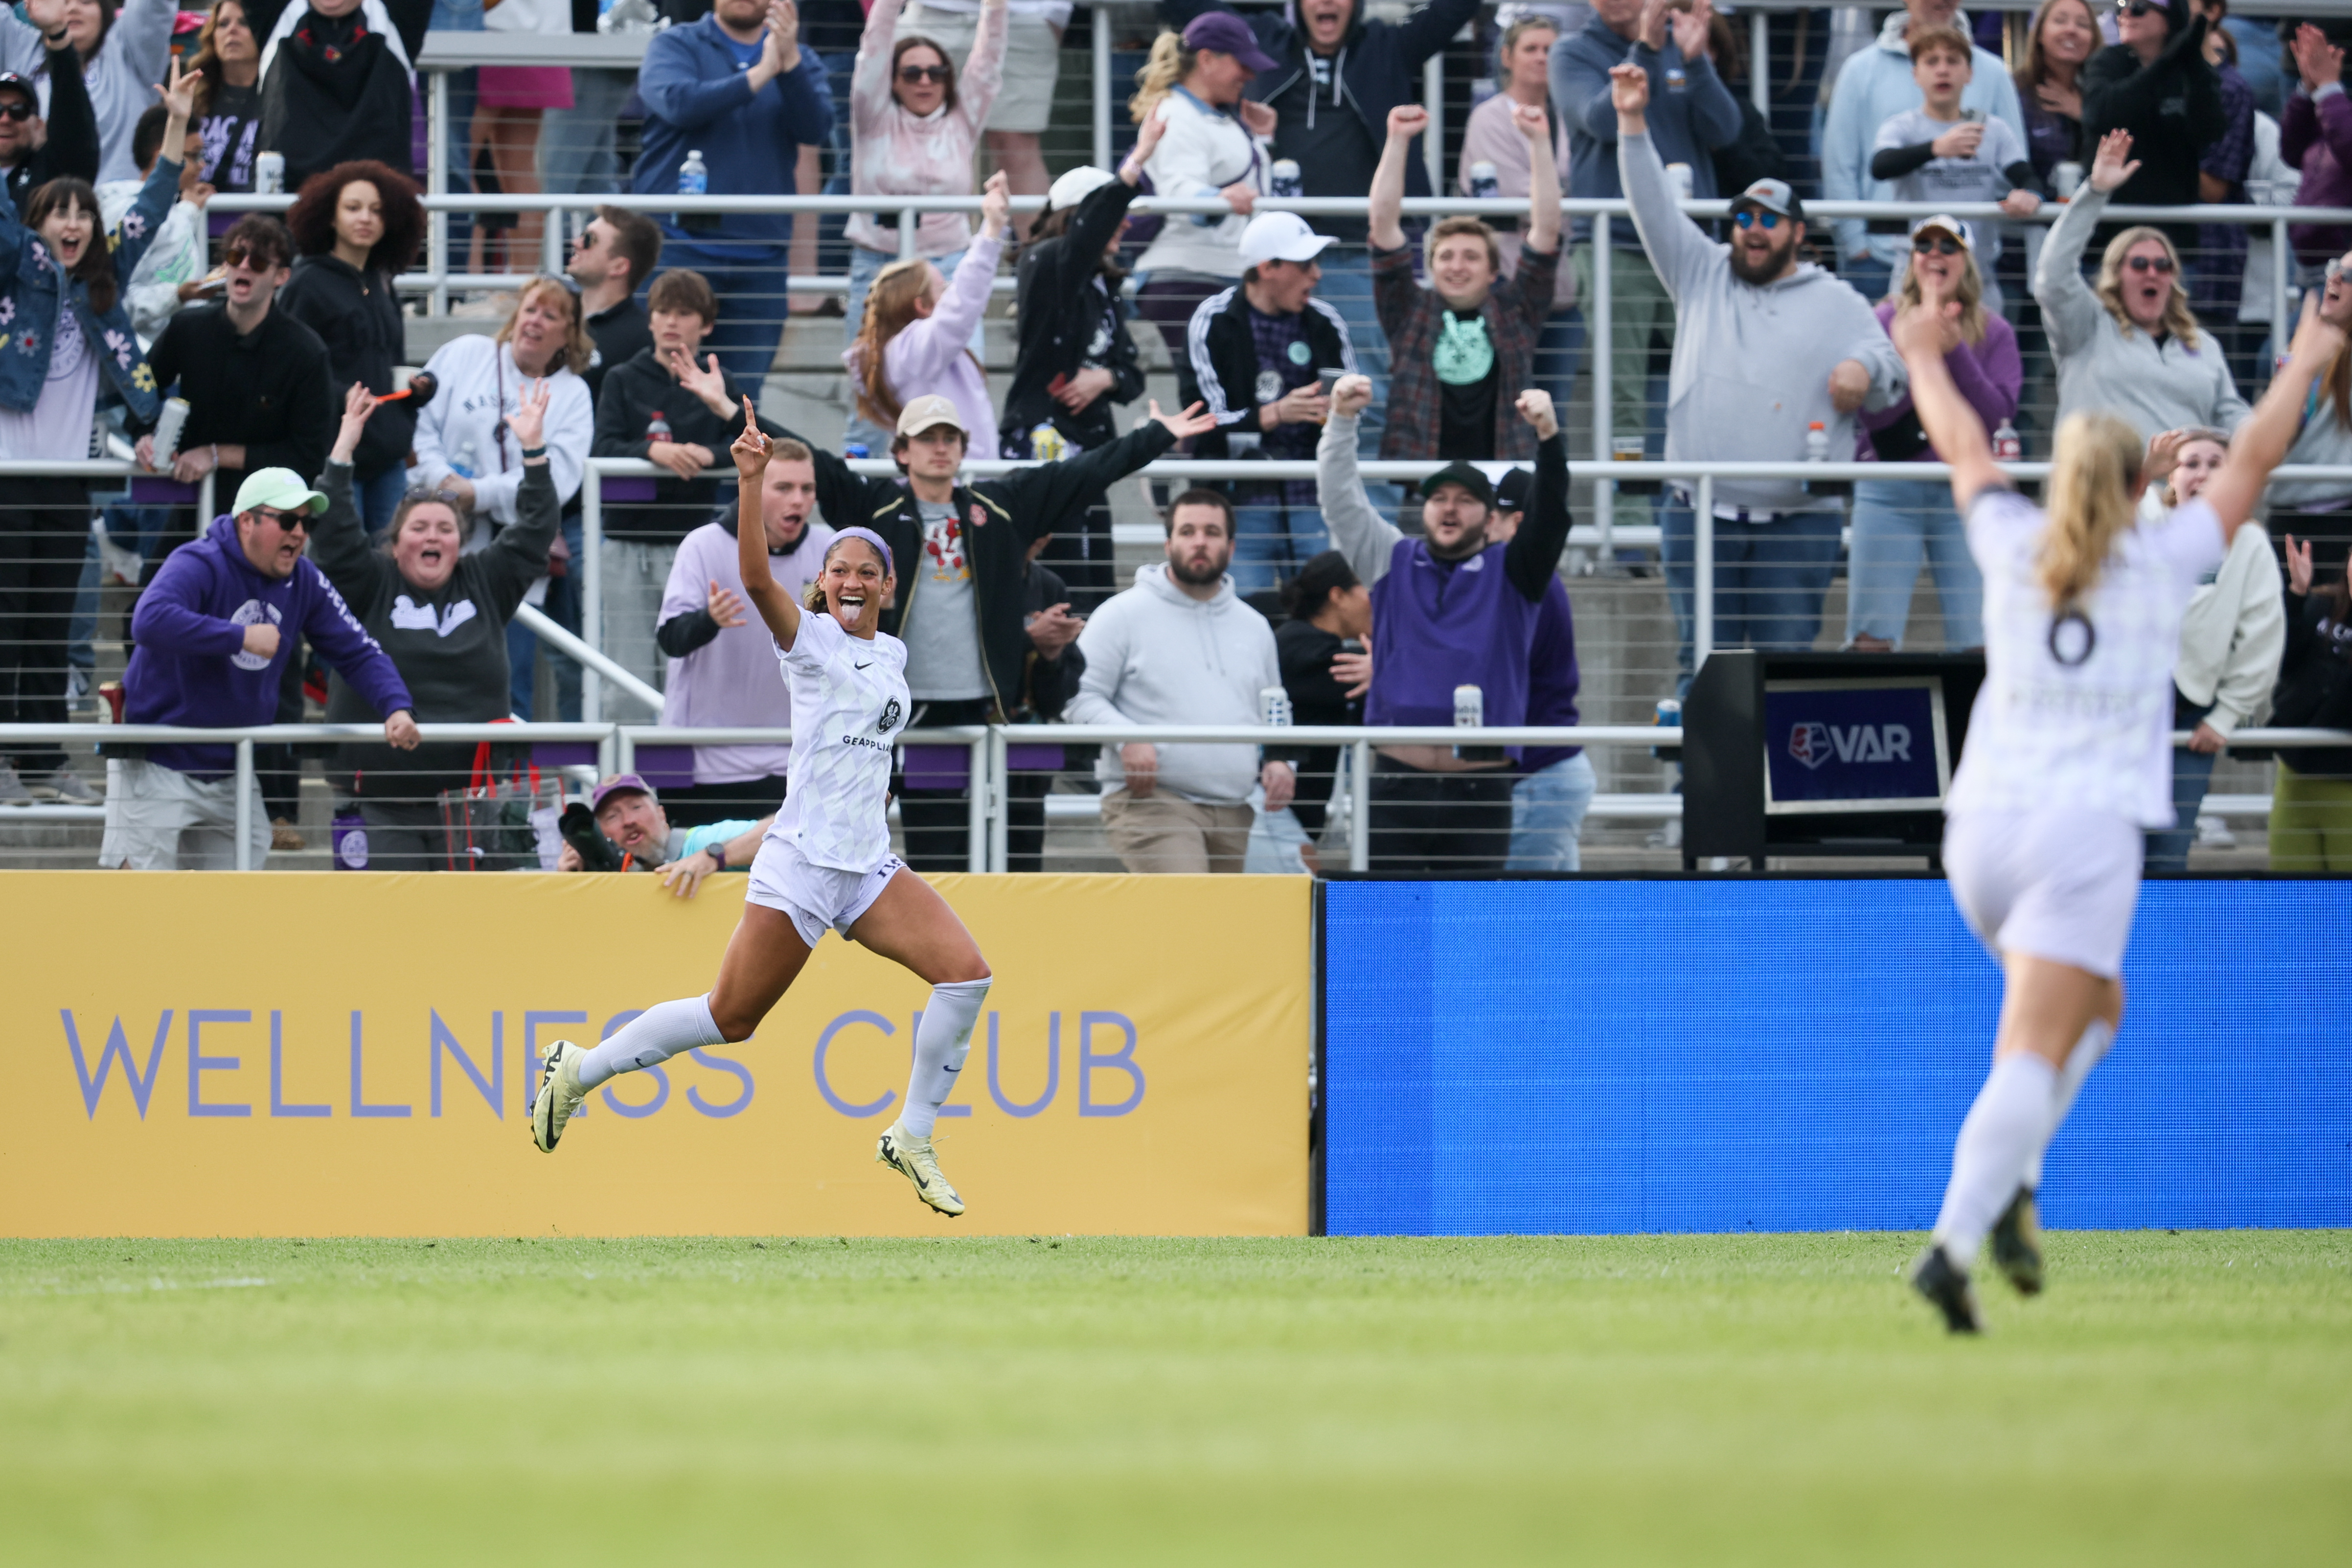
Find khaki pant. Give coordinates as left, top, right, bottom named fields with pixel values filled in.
left=1100, top=792, right=1254, bottom=874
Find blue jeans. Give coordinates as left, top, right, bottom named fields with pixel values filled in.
left=1230, top=500, right=1330, bottom=596
left=355, top=464, right=409, bottom=537
left=1660, top=497, right=1846, bottom=681
left=658, top=241, right=790, bottom=397
left=506, top=512, right=585, bottom=720
left=1846, top=477, right=1983, bottom=649
left=1307, top=249, right=1400, bottom=510
left=1507, top=751, right=1597, bottom=872
left=541, top=68, right=633, bottom=196
left=2145, top=700, right=2216, bottom=871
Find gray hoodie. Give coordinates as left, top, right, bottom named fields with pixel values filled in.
left=2032, top=186, right=2250, bottom=440
left=1619, top=130, right=1904, bottom=511
left=1066, top=562, right=1282, bottom=806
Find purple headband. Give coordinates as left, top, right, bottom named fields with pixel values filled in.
left=827, top=526, right=895, bottom=576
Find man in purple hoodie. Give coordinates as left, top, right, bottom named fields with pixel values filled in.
left=102, top=468, right=418, bottom=869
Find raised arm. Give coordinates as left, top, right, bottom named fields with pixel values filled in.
left=1891, top=272, right=2006, bottom=514
left=1518, top=99, right=1561, bottom=257
left=308, top=384, right=391, bottom=601
left=732, top=400, right=803, bottom=652
left=1369, top=105, right=1419, bottom=253
left=1503, top=390, right=1570, bottom=602
left=482, top=380, right=561, bottom=609
left=1318, top=374, right=1405, bottom=584
left=997, top=403, right=1204, bottom=543
left=2201, top=302, right=2352, bottom=545
left=1611, top=65, right=1713, bottom=300
left=2033, top=131, right=2136, bottom=354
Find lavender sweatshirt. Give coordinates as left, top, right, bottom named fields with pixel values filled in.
left=657, top=516, right=836, bottom=786
left=1856, top=299, right=2021, bottom=461
left=844, top=233, right=1003, bottom=461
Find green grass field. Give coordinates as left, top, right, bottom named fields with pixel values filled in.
left=3, top=1231, right=2347, bottom=1566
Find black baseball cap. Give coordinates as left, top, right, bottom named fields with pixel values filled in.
left=1420, top=462, right=1496, bottom=509
left=0, top=73, right=36, bottom=107
left=1493, top=466, right=1532, bottom=514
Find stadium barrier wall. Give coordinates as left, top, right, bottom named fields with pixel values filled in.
left=1319, top=878, right=2352, bottom=1236
left=1, top=873, right=1310, bottom=1238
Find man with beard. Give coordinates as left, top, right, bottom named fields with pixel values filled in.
left=652, top=435, right=836, bottom=826
left=1613, top=62, right=1903, bottom=683
left=1317, top=377, right=1573, bottom=875
left=1066, top=490, right=1293, bottom=874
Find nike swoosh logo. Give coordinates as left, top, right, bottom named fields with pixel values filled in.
left=855, top=661, right=872, bottom=670
left=942, top=1063, right=961, bottom=1073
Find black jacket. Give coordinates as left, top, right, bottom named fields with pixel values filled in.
left=1274, top=615, right=1363, bottom=836
left=1163, top=0, right=1479, bottom=204
left=137, top=301, right=334, bottom=497
left=1002, top=174, right=1146, bottom=452
left=3, top=43, right=96, bottom=217
left=584, top=297, right=653, bottom=403
left=258, top=3, right=429, bottom=191
left=2081, top=15, right=2226, bottom=213
left=783, top=417, right=1178, bottom=718
left=1180, top=283, right=1354, bottom=462
left=591, top=346, right=783, bottom=543
left=277, top=253, right=415, bottom=475
left=2272, top=587, right=2352, bottom=778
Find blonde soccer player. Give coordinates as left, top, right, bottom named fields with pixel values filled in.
left=1893, top=147, right=2350, bottom=1331
left=530, top=403, right=992, bottom=1217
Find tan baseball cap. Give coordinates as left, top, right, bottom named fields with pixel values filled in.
left=895, top=394, right=968, bottom=438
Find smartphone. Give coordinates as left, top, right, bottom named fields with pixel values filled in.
left=1962, top=108, right=1986, bottom=126
left=1317, top=367, right=1343, bottom=398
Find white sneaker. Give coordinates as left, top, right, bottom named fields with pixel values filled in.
left=95, top=528, right=143, bottom=587
left=2194, top=814, right=2237, bottom=849
left=876, top=1122, right=965, bottom=1217
left=0, top=762, right=31, bottom=806
left=530, top=1039, right=591, bottom=1153
left=29, top=767, right=100, bottom=804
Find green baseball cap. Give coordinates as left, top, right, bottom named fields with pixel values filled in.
left=232, top=467, right=330, bottom=518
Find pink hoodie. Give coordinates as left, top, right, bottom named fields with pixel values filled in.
left=845, top=0, right=1008, bottom=259
left=844, top=233, right=1005, bottom=460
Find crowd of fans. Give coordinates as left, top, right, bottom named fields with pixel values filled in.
left=0, top=0, right=2349, bottom=876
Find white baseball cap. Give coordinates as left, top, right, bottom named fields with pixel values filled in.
left=1046, top=165, right=1119, bottom=212
left=1910, top=213, right=1976, bottom=251
left=1239, top=211, right=1336, bottom=269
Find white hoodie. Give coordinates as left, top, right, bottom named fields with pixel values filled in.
left=1067, top=562, right=1281, bottom=806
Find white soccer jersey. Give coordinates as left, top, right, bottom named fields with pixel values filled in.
left=1947, top=487, right=2225, bottom=828
left=767, top=609, right=911, bottom=873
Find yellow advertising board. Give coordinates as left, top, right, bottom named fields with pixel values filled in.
left=0, top=873, right=1311, bottom=1237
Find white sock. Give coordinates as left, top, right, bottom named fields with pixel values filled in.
left=575, top=995, right=725, bottom=1089
left=897, top=977, right=990, bottom=1139
left=2020, top=1018, right=2115, bottom=1191
left=1931, top=1053, right=2059, bottom=1269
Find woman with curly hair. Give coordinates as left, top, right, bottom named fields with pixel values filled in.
left=277, top=159, right=425, bottom=531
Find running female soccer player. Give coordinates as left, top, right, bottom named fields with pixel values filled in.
left=1894, top=143, right=2350, bottom=1331
left=530, top=403, right=991, bottom=1217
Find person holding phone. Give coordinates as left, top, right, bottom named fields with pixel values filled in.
left=1178, top=209, right=1356, bottom=596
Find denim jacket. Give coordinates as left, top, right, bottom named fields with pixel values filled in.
left=0, top=153, right=178, bottom=422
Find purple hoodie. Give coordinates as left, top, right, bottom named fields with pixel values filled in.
left=2282, top=86, right=2352, bottom=270
left=1857, top=299, right=2020, bottom=461
left=124, top=513, right=413, bottom=778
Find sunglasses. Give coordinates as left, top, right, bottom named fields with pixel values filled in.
left=222, top=247, right=283, bottom=271
left=2125, top=253, right=2177, bottom=274
left=1733, top=209, right=1783, bottom=230
left=896, top=64, right=949, bottom=83
left=0, top=101, right=32, bottom=122
left=249, top=506, right=310, bottom=531
left=2328, top=257, right=2346, bottom=285
left=1913, top=234, right=1965, bottom=256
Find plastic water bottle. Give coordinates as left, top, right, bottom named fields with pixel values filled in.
left=1468, top=161, right=1499, bottom=200
left=1992, top=419, right=2022, bottom=462
left=1269, top=159, right=1302, bottom=200
left=149, top=396, right=190, bottom=468
left=647, top=410, right=673, bottom=444
left=453, top=438, right=479, bottom=480
left=1261, top=685, right=1293, bottom=728
left=676, top=149, right=710, bottom=231
left=1804, top=421, right=1829, bottom=463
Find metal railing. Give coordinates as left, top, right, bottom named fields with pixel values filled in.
left=9, top=721, right=2345, bottom=874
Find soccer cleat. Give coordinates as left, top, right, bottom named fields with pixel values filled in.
left=876, top=1122, right=965, bottom=1217
left=530, top=1039, right=590, bottom=1153
left=1990, top=1187, right=2046, bottom=1296
left=1910, top=1243, right=1984, bottom=1334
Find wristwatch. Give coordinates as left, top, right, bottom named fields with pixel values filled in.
left=703, top=841, right=727, bottom=872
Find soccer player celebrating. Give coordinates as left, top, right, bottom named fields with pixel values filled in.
left=1896, top=134, right=2350, bottom=1331
left=530, top=403, right=992, bottom=1218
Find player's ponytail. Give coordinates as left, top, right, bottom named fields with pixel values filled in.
left=803, top=579, right=830, bottom=612
left=2039, top=411, right=2144, bottom=609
